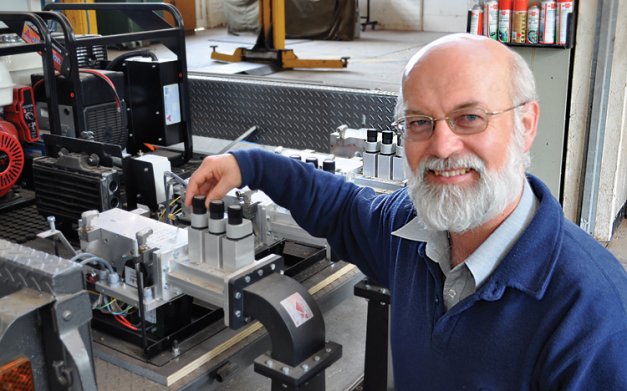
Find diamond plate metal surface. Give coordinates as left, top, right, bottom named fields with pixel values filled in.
left=189, top=75, right=398, bottom=152
left=0, top=239, right=83, bottom=295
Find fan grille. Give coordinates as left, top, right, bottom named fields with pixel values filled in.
left=0, top=131, right=24, bottom=197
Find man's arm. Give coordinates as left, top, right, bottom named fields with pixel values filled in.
left=185, top=149, right=397, bottom=283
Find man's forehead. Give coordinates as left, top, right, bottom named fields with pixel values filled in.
left=404, top=34, right=508, bottom=79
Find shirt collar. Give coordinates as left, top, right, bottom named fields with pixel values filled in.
left=392, top=179, right=538, bottom=287
left=464, top=179, right=538, bottom=288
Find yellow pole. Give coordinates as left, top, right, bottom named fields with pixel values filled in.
left=261, top=0, right=272, bottom=46
left=272, top=0, right=285, bottom=50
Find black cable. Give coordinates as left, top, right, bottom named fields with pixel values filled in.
left=106, top=50, right=158, bottom=71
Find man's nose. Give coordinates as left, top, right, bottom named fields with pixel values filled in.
left=427, top=120, right=463, bottom=159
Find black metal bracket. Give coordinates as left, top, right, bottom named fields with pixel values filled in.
left=227, top=255, right=285, bottom=330
left=354, top=278, right=391, bottom=391
left=243, top=272, right=342, bottom=390
left=254, top=341, right=342, bottom=391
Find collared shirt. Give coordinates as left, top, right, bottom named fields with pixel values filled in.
left=392, top=179, right=539, bottom=310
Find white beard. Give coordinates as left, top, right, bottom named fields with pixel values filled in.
left=405, top=145, right=525, bottom=233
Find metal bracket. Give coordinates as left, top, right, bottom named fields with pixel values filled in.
left=52, top=291, right=97, bottom=391
left=254, top=341, right=342, bottom=390
left=226, top=254, right=284, bottom=329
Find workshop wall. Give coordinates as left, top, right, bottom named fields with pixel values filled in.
left=421, top=0, right=467, bottom=32
left=199, top=0, right=226, bottom=28
left=357, top=0, right=423, bottom=31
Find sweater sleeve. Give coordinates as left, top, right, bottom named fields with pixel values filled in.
left=231, top=148, right=403, bottom=286
left=541, top=329, right=627, bottom=390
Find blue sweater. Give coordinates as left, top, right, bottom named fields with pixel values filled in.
left=233, top=149, right=627, bottom=390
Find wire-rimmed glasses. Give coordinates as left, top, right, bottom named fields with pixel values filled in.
left=391, top=102, right=528, bottom=142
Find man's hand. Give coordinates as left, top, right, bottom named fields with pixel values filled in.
left=184, top=154, right=243, bottom=207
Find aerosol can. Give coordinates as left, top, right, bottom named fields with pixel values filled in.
left=540, top=0, right=556, bottom=44
left=484, top=0, right=499, bottom=40
left=469, top=2, right=484, bottom=35
left=511, top=0, right=528, bottom=43
left=557, top=0, right=574, bottom=45
left=527, top=3, right=540, bottom=44
left=498, top=0, right=512, bottom=43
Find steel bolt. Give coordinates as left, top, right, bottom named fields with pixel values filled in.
left=257, top=269, right=264, bottom=277
left=301, top=364, right=309, bottom=372
left=234, top=310, right=241, bottom=318
left=47, top=216, right=56, bottom=231
left=234, top=291, right=242, bottom=300
left=314, top=355, right=320, bottom=362
left=62, top=310, right=72, bottom=321
left=281, top=367, right=289, bottom=374
left=244, top=275, right=251, bottom=283
left=270, top=264, right=276, bottom=271
left=266, top=359, right=273, bottom=367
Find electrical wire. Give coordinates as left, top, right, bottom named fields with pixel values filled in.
left=78, top=68, right=122, bottom=111
left=163, top=171, right=188, bottom=224
left=71, top=252, right=115, bottom=273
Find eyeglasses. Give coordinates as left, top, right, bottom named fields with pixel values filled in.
left=391, top=102, right=528, bottom=142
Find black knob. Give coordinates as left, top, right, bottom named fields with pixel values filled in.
left=322, top=159, right=336, bottom=173
left=209, top=200, right=225, bottom=220
left=290, top=154, right=302, bottom=161
left=396, top=134, right=403, bottom=146
left=227, top=205, right=243, bottom=225
left=192, top=195, right=207, bottom=214
left=305, top=157, right=319, bottom=168
left=382, top=130, right=394, bottom=145
left=367, top=129, right=378, bottom=143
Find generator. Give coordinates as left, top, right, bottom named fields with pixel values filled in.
left=32, top=70, right=127, bottom=148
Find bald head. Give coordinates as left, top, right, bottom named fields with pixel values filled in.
left=397, top=33, right=537, bottom=119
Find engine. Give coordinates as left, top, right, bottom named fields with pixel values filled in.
left=0, top=120, right=23, bottom=198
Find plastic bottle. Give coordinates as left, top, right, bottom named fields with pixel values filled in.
left=511, top=0, right=528, bottom=43
left=527, top=3, right=540, bottom=44
left=556, top=0, right=574, bottom=45
left=540, top=0, right=556, bottom=44
left=498, top=0, right=512, bottom=43
left=484, top=0, right=499, bottom=40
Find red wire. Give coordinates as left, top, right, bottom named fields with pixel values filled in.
left=114, top=314, right=138, bottom=331
left=79, top=68, right=122, bottom=111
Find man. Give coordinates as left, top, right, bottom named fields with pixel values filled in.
left=185, top=34, right=627, bottom=389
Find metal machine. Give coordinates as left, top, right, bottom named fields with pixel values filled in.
left=211, top=0, right=349, bottom=70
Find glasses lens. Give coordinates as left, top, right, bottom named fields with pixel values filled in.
left=451, top=108, right=488, bottom=134
left=404, top=116, right=433, bottom=140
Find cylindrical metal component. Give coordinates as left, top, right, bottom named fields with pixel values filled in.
left=484, top=0, right=499, bottom=40
left=366, top=128, right=377, bottom=143
left=511, top=0, right=528, bottom=43
left=227, top=205, right=243, bottom=226
left=191, top=195, right=208, bottom=229
left=305, top=157, right=319, bottom=168
left=209, top=200, right=225, bottom=220
left=380, top=131, right=395, bottom=155
left=527, top=3, right=540, bottom=44
left=469, top=3, right=483, bottom=35
left=322, top=159, right=336, bottom=173
left=192, top=195, right=207, bottom=214
left=556, top=0, right=573, bottom=45
left=498, top=0, right=512, bottom=43
left=208, top=200, right=226, bottom=234
left=540, top=0, right=556, bottom=44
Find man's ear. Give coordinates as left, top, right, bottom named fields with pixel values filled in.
left=520, top=101, right=539, bottom=152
